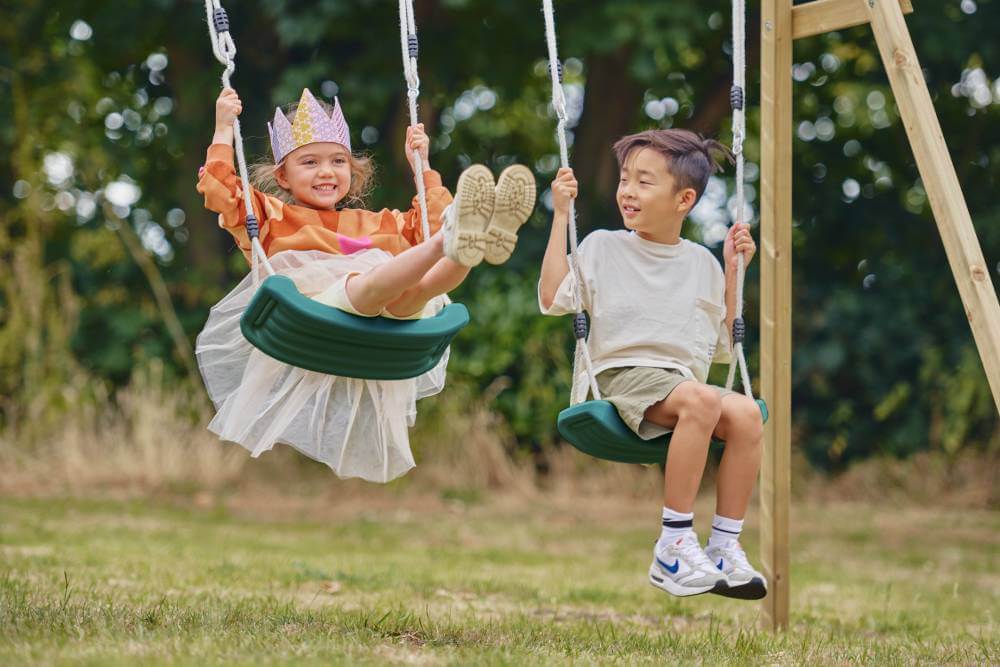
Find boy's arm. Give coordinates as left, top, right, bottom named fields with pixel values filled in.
left=721, top=221, right=757, bottom=352
left=539, top=167, right=577, bottom=311
left=539, top=209, right=571, bottom=311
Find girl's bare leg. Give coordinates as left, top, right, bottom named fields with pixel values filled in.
left=384, top=257, right=471, bottom=317
left=345, top=235, right=446, bottom=315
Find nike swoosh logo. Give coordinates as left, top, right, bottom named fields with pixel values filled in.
left=656, top=557, right=680, bottom=574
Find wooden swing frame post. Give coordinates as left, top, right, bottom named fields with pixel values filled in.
left=759, top=0, right=1000, bottom=630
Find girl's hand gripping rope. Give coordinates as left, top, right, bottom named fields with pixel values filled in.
left=405, top=123, right=431, bottom=174
left=213, top=88, right=243, bottom=145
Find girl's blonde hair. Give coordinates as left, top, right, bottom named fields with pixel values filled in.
left=250, top=98, right=375, bottom=209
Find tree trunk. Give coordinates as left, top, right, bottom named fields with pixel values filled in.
left=572, top=46, right=643, bottom=230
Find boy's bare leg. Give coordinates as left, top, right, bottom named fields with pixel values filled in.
left=711, top=394, right=764, bottom=519
left=345, top=234, right=446, bottom=315
left=383, top=257, right=471, bottom=318
left=643, top=381, right=722, bottom=513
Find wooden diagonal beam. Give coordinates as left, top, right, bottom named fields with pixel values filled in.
left=792, top=0, right=912, bottom=40
left=865, top=0, right=1000, bottom=413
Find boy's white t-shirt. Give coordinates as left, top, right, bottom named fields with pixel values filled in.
left=539, top=229, right=731, bottom=404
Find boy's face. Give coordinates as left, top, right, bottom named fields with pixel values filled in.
left=616, top=148, right=697, bottom=238
left=276, top=142, right=352, bottom=209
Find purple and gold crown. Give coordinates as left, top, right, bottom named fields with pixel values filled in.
left=268, top=88, right=351, bottom=163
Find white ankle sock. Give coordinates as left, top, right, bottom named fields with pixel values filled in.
left=707, top=514, right=743, bottom=549
left=658, top=507, right=694, bottom=549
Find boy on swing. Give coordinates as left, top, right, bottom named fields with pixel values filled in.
left=538, top=129, right=766, bottom=599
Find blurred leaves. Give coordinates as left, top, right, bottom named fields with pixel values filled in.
left=1, top=0, right=997, bottom=465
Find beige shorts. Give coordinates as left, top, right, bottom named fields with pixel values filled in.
left=595, top=366, right=735, bottom=440
left=311, top=273, right=436, bottom=321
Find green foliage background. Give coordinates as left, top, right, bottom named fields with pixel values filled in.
left=1, top=0, right=997, bottom=468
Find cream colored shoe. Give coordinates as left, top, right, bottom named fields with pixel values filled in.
left=442, top=164, right=494, bottom=267
left=483, top=164, right=536, bottom=265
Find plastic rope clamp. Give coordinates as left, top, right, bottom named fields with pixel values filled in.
left=730, top=85, right=744, bottom=111
left=213, top=7, right=230, bottom=33
left=407, top=34, right=418, bottom=58
left=573, top=312, right=588, bottom=340
left=245, top=213, right=259, bottom=239
left=732, top=317, right=746, bottom=344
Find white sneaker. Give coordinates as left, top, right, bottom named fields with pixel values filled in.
left=483, top=164, right=536, bottom=265
left=442, top=164, right=494, bottom=267
left=704, top=541, right=768, bottom=600
left=648, top=531, right=729, bottom=597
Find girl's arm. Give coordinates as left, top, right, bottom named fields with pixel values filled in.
left=539, top=167, right=577, bottom=310
left=405, top=123, right=431, bottom=174
left=197, top=88, right=269, bottom=261
left=394, top=123, right=452, bottom=245
left=212, top=88, right=240, bottom=146
left=392, top=170, right=453, bottom=247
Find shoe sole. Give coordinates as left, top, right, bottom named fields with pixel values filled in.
left=710, top=577, right=767, bottom=600
left=446, top=164, right=494, bottom=267
left=648, top=565, right=727, bottom=598
left=483, top=164, right=536, bottom=265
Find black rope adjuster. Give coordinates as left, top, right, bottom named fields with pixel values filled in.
left=573, top=312, right=588, bottom=340
left=213, top=7, right=230, bottom=33
left=730, top=85, right=744, bottom=111
left=732, top=317, right=746, bottom=344
left=407, top=33, right=418, bottom=58
left=245, top=213, right=259, bottom=239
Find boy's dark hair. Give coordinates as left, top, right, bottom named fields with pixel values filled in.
left=613, top=129, right=733, bottom=203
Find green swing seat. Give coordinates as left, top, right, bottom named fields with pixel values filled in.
left=558, top=398, right=769, bottom=465
left=240, top=274, right=469, bottom=380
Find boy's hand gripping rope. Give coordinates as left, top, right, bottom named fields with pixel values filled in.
left=204, top=0, right=274, bottom=279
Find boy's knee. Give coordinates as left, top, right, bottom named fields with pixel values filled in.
left=675, top=383, right=722, bottom=426
left=727, top=396, right=764, bottom=442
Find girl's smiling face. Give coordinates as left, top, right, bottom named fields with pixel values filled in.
left=275, top=142, right=352, bottom=209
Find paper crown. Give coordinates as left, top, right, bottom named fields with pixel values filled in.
left=268, top=88, right=351, bottom=163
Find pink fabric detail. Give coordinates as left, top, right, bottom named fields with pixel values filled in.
left=337, top=234, right=372, bottom=255
left=198, top=165, right=206, bottom=177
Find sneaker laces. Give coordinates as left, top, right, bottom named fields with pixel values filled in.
left=674, top=533, right=718, bottom=573
left=717, top=542, right=754, bottom=571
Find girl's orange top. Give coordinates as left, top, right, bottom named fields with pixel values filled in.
left=197, top=144, right=452, bottom=263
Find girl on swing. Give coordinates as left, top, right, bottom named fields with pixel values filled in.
left=196, top=86, right=535, bottom=482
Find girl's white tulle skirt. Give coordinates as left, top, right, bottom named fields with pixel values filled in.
left=196, top=249, right=449, bottom=483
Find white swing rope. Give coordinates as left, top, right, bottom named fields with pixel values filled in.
left=398, top=0, right=432, bottom=243
left=204, top=0, right=275, bottom=280
left=542, top=0, right=602, bottom=403
left=724, top=0, right=756, bottom=401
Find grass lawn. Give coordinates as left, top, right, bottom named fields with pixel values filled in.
left=1, top=493, right=996, bottom=665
